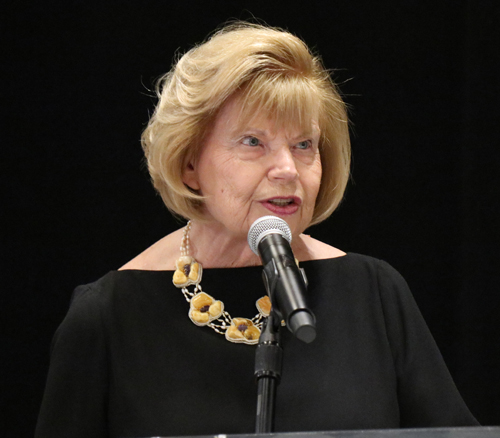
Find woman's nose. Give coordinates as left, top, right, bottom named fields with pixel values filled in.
left=267, top=147, right=299, bottom=182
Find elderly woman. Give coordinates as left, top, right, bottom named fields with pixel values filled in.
left=36, top=23, right=477, bottom=437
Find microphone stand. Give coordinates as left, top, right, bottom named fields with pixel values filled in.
left=252, top=226, right=316, bottom=433
left=254, top=311, right=283, bottom=434
left=255, top=258, right=284, bottom=434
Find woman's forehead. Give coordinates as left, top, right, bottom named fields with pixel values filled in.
left=218, top=93, right=321, bottom=137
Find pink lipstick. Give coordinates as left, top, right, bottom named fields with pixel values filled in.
left=261, top=196, right=301, bottom=215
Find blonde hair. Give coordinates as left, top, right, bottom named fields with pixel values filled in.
left=142, top=22, right=350, bottom=226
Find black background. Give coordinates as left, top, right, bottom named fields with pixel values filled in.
left=2, top=1, right=499, bottom=436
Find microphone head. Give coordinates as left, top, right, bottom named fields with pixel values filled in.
left=247, top=216, right=292, bottom=255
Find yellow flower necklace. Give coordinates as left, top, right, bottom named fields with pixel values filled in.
left=172, top=221, right=272, bottom=345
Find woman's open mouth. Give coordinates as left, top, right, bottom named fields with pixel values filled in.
left=268, top=198, right=294, bottom=206
left=262, top=197, right=301, bottom=215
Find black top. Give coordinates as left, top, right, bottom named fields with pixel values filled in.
left=35, top=253, right=478, bottom=437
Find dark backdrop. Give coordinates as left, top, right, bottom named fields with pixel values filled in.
left=3, top=1, right=499, bottom=436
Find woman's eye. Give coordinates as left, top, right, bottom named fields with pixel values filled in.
left=242, top=136, right=261, bottom=147
left=296, top=140, right=312, bottom=150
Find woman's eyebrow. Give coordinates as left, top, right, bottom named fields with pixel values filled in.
left=230, top=126, right=269, bottom=138
left=232, top=125, right=320, bottom=141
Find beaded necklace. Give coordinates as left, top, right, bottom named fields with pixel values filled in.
left=172, top=221, right=271, bottom=345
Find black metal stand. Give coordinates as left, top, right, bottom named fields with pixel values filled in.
left=254, top=248, right=316, bottom=433
left=254, top=312, right=283, bottom=434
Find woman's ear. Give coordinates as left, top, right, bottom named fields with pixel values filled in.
left=182, top=162, right=201, bottom=191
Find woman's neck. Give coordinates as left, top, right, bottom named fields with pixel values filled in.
left=187, top=220, right=321, bottom=268
left=118, top=221, right=345, bottom=272
left=187, top=221, right=261, bottom=268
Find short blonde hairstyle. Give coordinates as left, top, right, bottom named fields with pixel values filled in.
left=142, top=22, right=350, bottom=226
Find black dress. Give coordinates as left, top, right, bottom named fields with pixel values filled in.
left=35, top=253, right=478, bottom=437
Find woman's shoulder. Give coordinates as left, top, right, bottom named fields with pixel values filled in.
left=302, top=248, right=408, bottom=289
left=65, top=269, right=172, bottom=330
left=68, top=271, right=122, bottom=309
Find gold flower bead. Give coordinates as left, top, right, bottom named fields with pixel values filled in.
left=188, top=292, right=223, bottom=326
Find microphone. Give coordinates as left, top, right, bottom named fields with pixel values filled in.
left=248, top=216, right=316, bottom=343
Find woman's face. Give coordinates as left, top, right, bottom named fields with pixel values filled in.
left=183, top=96, right=322, bottom=239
